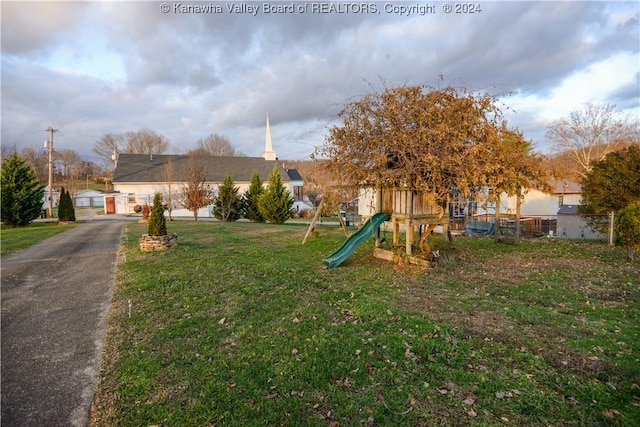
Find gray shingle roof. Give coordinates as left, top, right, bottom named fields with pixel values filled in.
left=557, top=204, right=579, bottom=215
left=284, top=168, right=303, bottom=181
left=113, top=154, right=293, bottom=183
left=551, top=179, right=582, bottom=194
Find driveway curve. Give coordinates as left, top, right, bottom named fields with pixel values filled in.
left=1, top=218, right=130, bottom=426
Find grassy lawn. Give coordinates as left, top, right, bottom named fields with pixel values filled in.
left=0, top=222, right=78, bottom=257
left=90, top=222, right=639, bottom=426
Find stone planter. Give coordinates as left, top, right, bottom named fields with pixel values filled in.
left=139, top=233, right=178, bottom=251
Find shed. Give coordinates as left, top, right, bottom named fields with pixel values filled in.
left=74, top=189, right=105, bottom=208
left=556, top=205, right=605, bottom=240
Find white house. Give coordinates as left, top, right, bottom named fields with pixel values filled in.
left=473, top=180, right=582, bottom=218
left=41, top=187, right=60, bottom=218
left=468, top=179, right=589, bottom=237
left=106, top=116, right=305, bottom=216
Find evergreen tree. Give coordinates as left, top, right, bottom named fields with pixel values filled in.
left=148, top=192, right=167, bottom=236
left=57, top=187, right=66, bottom=219
left=1, top=152, right=45, bottom=227
left=579, top=145, right=640, bottom=233
left=58, top=187, right=76, bottom=222
left=213, top=172, right=242, bottom=222
left=63, top=188, right=73, bottom=220
left=258, top=166, right=294, bottom=224
left=580, top=145, right=640, bottom=214
left=243, top=171, right=265, bottom=222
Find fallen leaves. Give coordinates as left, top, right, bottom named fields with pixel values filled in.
left=462, top=394, right=477, bottom=406
left=333, top=374, right=355, bottom=389
left=495, top=389, right=521, bottom=399
left=602, top=409, right=621, bottom=418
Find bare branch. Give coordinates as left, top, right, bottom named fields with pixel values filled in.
left=546, top=103, right=639, bottom=178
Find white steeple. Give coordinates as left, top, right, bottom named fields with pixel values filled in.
left=263, top=113, right=276, bottom=161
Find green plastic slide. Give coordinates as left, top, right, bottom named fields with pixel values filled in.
left=322, top=213, right=391, bottom=268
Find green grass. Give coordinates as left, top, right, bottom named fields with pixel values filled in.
left=91, top=222, right=640, bottom=426
left=1, top=222, right=78, bottom=257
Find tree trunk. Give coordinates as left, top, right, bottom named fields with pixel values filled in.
left=494, top=193, right=501, bottom=243
left=514, top=188, right=522, bottom=245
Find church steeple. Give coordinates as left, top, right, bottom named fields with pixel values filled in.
left=263, top=113, right=276, bottom=161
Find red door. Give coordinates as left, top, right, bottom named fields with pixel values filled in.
left=106, top=196, right=116, bottom=214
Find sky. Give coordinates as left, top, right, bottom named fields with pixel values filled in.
left=2, top=0, right=639, bottom=166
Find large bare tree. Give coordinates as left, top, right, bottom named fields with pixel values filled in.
left=177, top=156, right=215, bottom=221
left=93, top=133, right=125, bottom=168
left=546, top=103, right=639, bottom=179
left=123, top=129, right=170, bottom=157
left=93, top=129, right=170, bottom=169
left=21, top=147, right=49, bottom=184
left=190, top=133, right=245, bottom=157
left=54, top=149, right=81, bottom=179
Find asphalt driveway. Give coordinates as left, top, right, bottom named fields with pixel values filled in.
left=1, top=218, right=128, bottom=426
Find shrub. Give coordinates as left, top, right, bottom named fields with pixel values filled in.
left=298, top=208, right=315, bottom=219
left=615, top=201, right=640, bottom=261
left=141, top=204, right=150, bottom=220
left=148, top=193, right=167, bottom=236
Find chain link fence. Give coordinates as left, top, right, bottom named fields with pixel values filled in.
left=452, top=213, right=613, bottom=241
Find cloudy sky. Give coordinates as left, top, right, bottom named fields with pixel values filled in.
left=2, top=1, right=638, bottom=165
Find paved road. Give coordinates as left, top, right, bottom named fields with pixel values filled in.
left=1, top=219, right=128, bottom=426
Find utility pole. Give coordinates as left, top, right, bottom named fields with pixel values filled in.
left=44, top=126, right=57, bottom=218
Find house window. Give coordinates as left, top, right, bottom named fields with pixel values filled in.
left=558, top=196, right=563, bottom=208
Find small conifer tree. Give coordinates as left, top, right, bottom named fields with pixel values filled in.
left=242, top=172, right=265, bottom=222
left=213, top=173, right=242, bottom=222
left=148, top=193, right=167, bottom=236
left=57, top=187, right=66, bottom=219
left=257, top=166, right=294, bottom=224
left=0, top=152, right=45, bottom=227
left=68, top=189, right=76, bottom=221
left=58, top=187, right=76, bottom=222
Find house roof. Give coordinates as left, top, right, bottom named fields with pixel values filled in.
left=285, top=168, right=303, bottom=182
left=558, top=204, right=579, bottom=215
left=75, top=189, right=105, bottom=196
left=113, top=154, right=295, bottom=183
left=551, top=179, right=582, bottom=195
